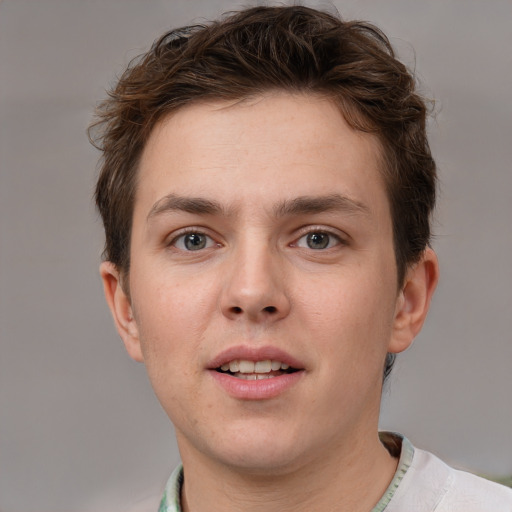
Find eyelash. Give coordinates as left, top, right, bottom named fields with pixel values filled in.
left=168, top=228, right=218, bottom=252
left=292, top=227, right=347, bottom=251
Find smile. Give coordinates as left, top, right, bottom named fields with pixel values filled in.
left=209, top=346, right=304, bottom=399
left=216, top=359, right=297, bottom=380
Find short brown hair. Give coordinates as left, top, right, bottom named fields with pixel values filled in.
left=90, top=6, right=437, bottom=377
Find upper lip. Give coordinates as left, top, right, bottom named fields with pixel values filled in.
left=207, top=345, right=304, bottom=370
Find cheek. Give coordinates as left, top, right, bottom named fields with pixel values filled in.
left=296, top=271, right=397, bottom=358
left=131, top=274, right=216, bottom=366
left=131, top=279, right=207, bottom=420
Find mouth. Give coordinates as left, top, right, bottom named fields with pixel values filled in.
left=208, top=346, right=304, bottom=399
left=215, top=359, right=299, bottom=380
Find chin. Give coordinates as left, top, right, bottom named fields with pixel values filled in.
left=218, top=446, right=307, bottom=476
left=200, top=423, right=320, bottom=476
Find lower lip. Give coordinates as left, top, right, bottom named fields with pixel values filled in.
left=209, top=370, right=304, bottom=400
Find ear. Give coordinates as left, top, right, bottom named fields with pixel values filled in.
left=100, top=261, right=144, bottom=362
left=388, top=248, right=439, bottom=354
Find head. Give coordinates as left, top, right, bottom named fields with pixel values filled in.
left=90, top=7, right=437, bottom=476
left=91, top=1, right=436, bottom=440
left=91, top=6, right=436, bottom=380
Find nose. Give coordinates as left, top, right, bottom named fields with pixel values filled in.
left=220, top=241, right=291, bottom=323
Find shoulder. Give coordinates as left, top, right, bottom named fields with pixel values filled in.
left=388, top=445, right=512, bottom=512
left=441, top=461, right=512, bottom=511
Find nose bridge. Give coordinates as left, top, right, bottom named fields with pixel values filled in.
left=221, top=231, right=290, bottom=321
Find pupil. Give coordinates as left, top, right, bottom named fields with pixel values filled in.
left=307, top=232, right=329, bottom=249
left=185, top=233, right=206, bottom=250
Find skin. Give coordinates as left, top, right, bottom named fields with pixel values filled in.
left=101, top=92, right=438, bottom=512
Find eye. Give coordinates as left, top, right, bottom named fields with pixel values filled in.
left=295, top=231, right=341, bottom=250
left=172, top=232, right=216, bottom=251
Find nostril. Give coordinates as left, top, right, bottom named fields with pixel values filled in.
left=226, top=305, right=279, bottom=317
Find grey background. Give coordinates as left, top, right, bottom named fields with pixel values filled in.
left=1, top=0, right=511, bottom=511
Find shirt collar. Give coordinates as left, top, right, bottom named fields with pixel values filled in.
left=158, top=464, right=183, bottom=512
left=371, top=432, right=415, bottom=511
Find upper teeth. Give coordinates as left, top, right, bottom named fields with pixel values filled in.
left=220, top=360, right=290, bottom=373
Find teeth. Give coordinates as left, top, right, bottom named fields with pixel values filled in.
left=236, top=373, right=273, bottom=380
left=238, top=360, right=255, bottom=373
left=254, top=360, right=271, bottom=373
left=220, top=359, right=292, bottom=374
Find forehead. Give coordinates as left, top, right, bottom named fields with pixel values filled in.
left=136, top=92, right=388, bottom=217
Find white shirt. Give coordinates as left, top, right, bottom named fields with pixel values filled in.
left=157, top=433, right=512, bottom=511
left=384, top=437, right=512, bottom=511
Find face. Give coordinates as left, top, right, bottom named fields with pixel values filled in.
left=102, top=93, right=437, bottom=474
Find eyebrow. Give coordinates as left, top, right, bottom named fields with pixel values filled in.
left=273, top=194, right=370, bottom=218
left=147, top=194, right=226, bottom=221
left=147, top=193, right=370, bottom=221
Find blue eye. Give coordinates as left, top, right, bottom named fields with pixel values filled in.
left=296, top=231, right=340, bottom=250
left=173, top=232, right=215, bottom=251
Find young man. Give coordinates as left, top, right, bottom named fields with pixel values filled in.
left=90, top=6, right=512, bottom=511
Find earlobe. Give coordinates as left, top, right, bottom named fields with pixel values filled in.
left=388, top=248, right=439, bottom=354
left=99, top=261, right=144, bottom=362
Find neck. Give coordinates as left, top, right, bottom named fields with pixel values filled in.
left=177, top=429, right=398, bottom=512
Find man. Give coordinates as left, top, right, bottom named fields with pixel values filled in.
left=90, top=5, right=512, bottom=511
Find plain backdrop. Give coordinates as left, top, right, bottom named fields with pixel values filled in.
left=1, top=1, right=511, bottom=511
